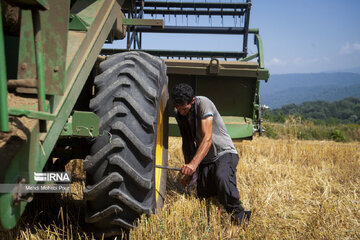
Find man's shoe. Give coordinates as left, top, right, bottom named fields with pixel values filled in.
left=231, top=210, right=251, bottom=225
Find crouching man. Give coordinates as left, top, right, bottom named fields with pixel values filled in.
left=172, top=83, right=251, bottom=224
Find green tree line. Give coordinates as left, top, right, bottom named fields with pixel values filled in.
left=263, top=97, right=360, bottom=125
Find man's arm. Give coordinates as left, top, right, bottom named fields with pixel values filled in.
left=175, top=113, right=197, bottom=164
left=181, top=116, right=213, bottom=176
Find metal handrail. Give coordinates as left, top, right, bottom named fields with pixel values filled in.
left=132, top=26, right=259, bottom=35
left=255, top=34, right=265, bottom=69
left=101, top=48, right=246, bottom=59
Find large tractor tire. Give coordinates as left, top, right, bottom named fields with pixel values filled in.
left=84, top=52, right=169, bottom=236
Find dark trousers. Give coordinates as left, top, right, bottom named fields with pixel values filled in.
left=197, top=153, right=246, bottom=222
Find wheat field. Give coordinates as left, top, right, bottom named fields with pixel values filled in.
left=130, top=137, right=360, bottom=239
left=2, top=136, right=359, bottom=239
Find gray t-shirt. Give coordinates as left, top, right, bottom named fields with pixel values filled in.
left=194, top=96, right=238, bottom=164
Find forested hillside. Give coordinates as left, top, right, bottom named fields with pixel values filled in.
left=261, top=72, right=360, bottom=108
left=263, top=97, right=360, bottom=124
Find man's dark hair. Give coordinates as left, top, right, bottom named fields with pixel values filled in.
left=172, top=83, right=194, bottom=107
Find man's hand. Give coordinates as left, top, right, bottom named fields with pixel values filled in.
left=181, top=163, right=196, bottom=176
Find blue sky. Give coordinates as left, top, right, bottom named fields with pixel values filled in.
left=252, top=0, right=360, bottom=74
left=108, top=0, right=360, bottom=74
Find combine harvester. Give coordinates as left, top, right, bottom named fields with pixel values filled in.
left=0, top=0, right=269, bottom=236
